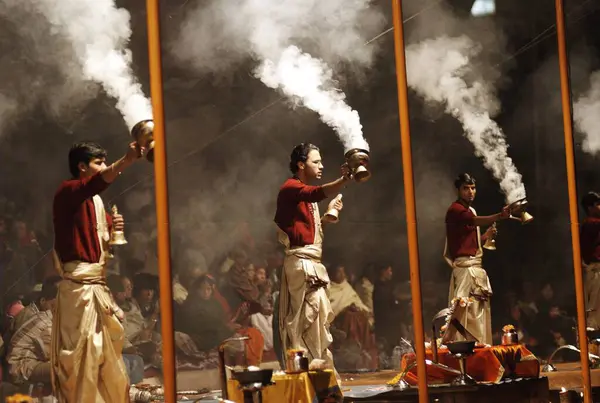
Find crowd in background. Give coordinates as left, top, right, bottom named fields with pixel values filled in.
left=0, top=193, right=582, bottom=396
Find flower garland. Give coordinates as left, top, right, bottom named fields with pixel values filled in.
left=6, top=395, right=34, bottom=403
left=440, top=297, right=474, bottom=334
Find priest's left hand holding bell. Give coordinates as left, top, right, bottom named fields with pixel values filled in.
left=112, top=211, right=125, bottom=232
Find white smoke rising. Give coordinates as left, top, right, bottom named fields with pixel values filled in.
left=256, top=46, right=368, bottom=151
left=574, top=71, right=600, bottom=155
left=406, top=36, right=526, bottom=203
left=31, top=0, right=152, bottom=130
left=173, top=0, right=382, bottom=151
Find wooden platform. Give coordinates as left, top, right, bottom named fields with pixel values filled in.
left=341, top=362, right=600, bottom=391
left=341, top=377, right=549, bottom=403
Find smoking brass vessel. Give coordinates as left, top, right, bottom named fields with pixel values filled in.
left=131, top=119, right=155, bottom=162
left=344, top=148, right=371, bottom=183
left=508, top=198, right=534, bottom=224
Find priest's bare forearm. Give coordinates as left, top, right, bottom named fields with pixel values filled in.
left=101, top=156, right=135, bottom=183
left=321, top=176, right=350, bottom=198
left=473, top=213, right=504, bottom=227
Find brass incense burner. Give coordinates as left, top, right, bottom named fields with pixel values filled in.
left=344, top=148, right=371, bottom=183
left=508, top=197, right=534, bottom=224
left=131, top=120, right=155, bottom=162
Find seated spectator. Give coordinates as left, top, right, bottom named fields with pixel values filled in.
left=173, top=265, right=205, bottom=305
left=327, top=264, right=377, bottom=370
left=176, top=275, right=264, bottom=366
left=7, top=309, right=52, bottom=386
left=250, top=275, right=275, bottom=353
left=13, top=277, right=61, bottom=333
left=354, top=264, right=375, bottom=312
left=108, top=275, right=161, bottom=368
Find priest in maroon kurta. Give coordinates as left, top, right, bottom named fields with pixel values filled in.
left=275, top=143, right=350, bottom=376
left=581, top=192, right=600, bottom=328
left=51, top=141, right=143, bottom=403
left=443, top=173, right=508, bottom=345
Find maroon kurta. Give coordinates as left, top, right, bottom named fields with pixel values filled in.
left=274, top=177, right=327, bottom=247
left=581, top=217, right=600, bottom=264
left=445, top=201, right=478, bottom=259
left=53, top=173, right=112, bottom=263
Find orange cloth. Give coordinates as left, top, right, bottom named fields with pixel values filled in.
left=238, top=327, right=264, bottom=366
left=397, top=344, right=539, bottom=385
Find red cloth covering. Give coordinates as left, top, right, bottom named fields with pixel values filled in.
left=274, top=178, right=327, bottom=247
left=400, top=344, right=539, bottom=385
left=581, top=216, right=600, bottom=264
left=53, top=173, right=112, bottom=263
left=445, top=201, right=478, bottom=259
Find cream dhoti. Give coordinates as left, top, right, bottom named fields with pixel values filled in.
left=51, top=194, right=129, bottom=403
left=584, top=262, right=600, bottom=329
left=278, top=202, right=336, bottom=371
left=444, top=207, right=493, bottom=345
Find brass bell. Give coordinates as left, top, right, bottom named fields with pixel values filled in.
left=483, top=222, right=497, bottom=250
left=520, top=211, right=534, bottom=224
left=344, top=148, right=371, bottom=183
left=324, top=194, right=342, bottom=224
left=131, top=119, right=155, bottom=162
left=109, top=205, right=128, bottom=246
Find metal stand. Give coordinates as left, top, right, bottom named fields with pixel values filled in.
left=451, top=353, right=477, bottom=386
left=239, top=381, right=274, bottom=403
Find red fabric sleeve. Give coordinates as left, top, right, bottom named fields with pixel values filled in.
left=56, top=173, right=110, bottom=208
left=446, top=203, right=475, bottom=225
left=280, top=180, right=327, bottom=203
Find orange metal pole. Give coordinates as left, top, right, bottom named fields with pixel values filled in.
left=391, top=0, right=429, bottom=401
left=145, top=0, right=177, bottom=401
left=554, top=0, right=592, bottom=401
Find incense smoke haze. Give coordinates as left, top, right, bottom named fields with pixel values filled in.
left=172, top=0, right=385, bottom=151
left=574, top=71, right=600, bottom=155
left=256, top=46, right=368, bottom=151
left=28, top=0, right=152, bottom=130
left=406, top=35, right=527, bottom=203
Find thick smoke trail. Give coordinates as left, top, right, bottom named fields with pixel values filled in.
left=406, top=35, right=526, bottom=203
left=173, top=0, right=384, bottom=150
left=574, top=71, right=600, bottom=155
left=29, top=0, right=151, bottom=130
left=255, top=46, right=369, bottom=151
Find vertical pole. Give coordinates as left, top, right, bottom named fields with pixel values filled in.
left=391, top=0, right=429, bottom=401
left=554, top=0, right=592, bottom=401
left=145, top=0, right=177, bottom=401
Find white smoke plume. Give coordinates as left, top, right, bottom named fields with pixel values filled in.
left=574, top=71, right=600, bottom=155
left=406, top=35, right=526, bottom=203
left=256, top=46, right=368, bottom=152
left=29, top=0, right=152, bottom=130
left=173, top=0, right=383, bottom=151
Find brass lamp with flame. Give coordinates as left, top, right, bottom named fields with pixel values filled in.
left=324, top=194, right=343, bottom=224
left=344, top=148, right=371, bottom=183
left=109, top=205, right=128, bottom=246
left=508, top=198, right=534, bottom=224
left=483, top=222, right=497, bottom=250
left=131, top=119, right=155, bottom=162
